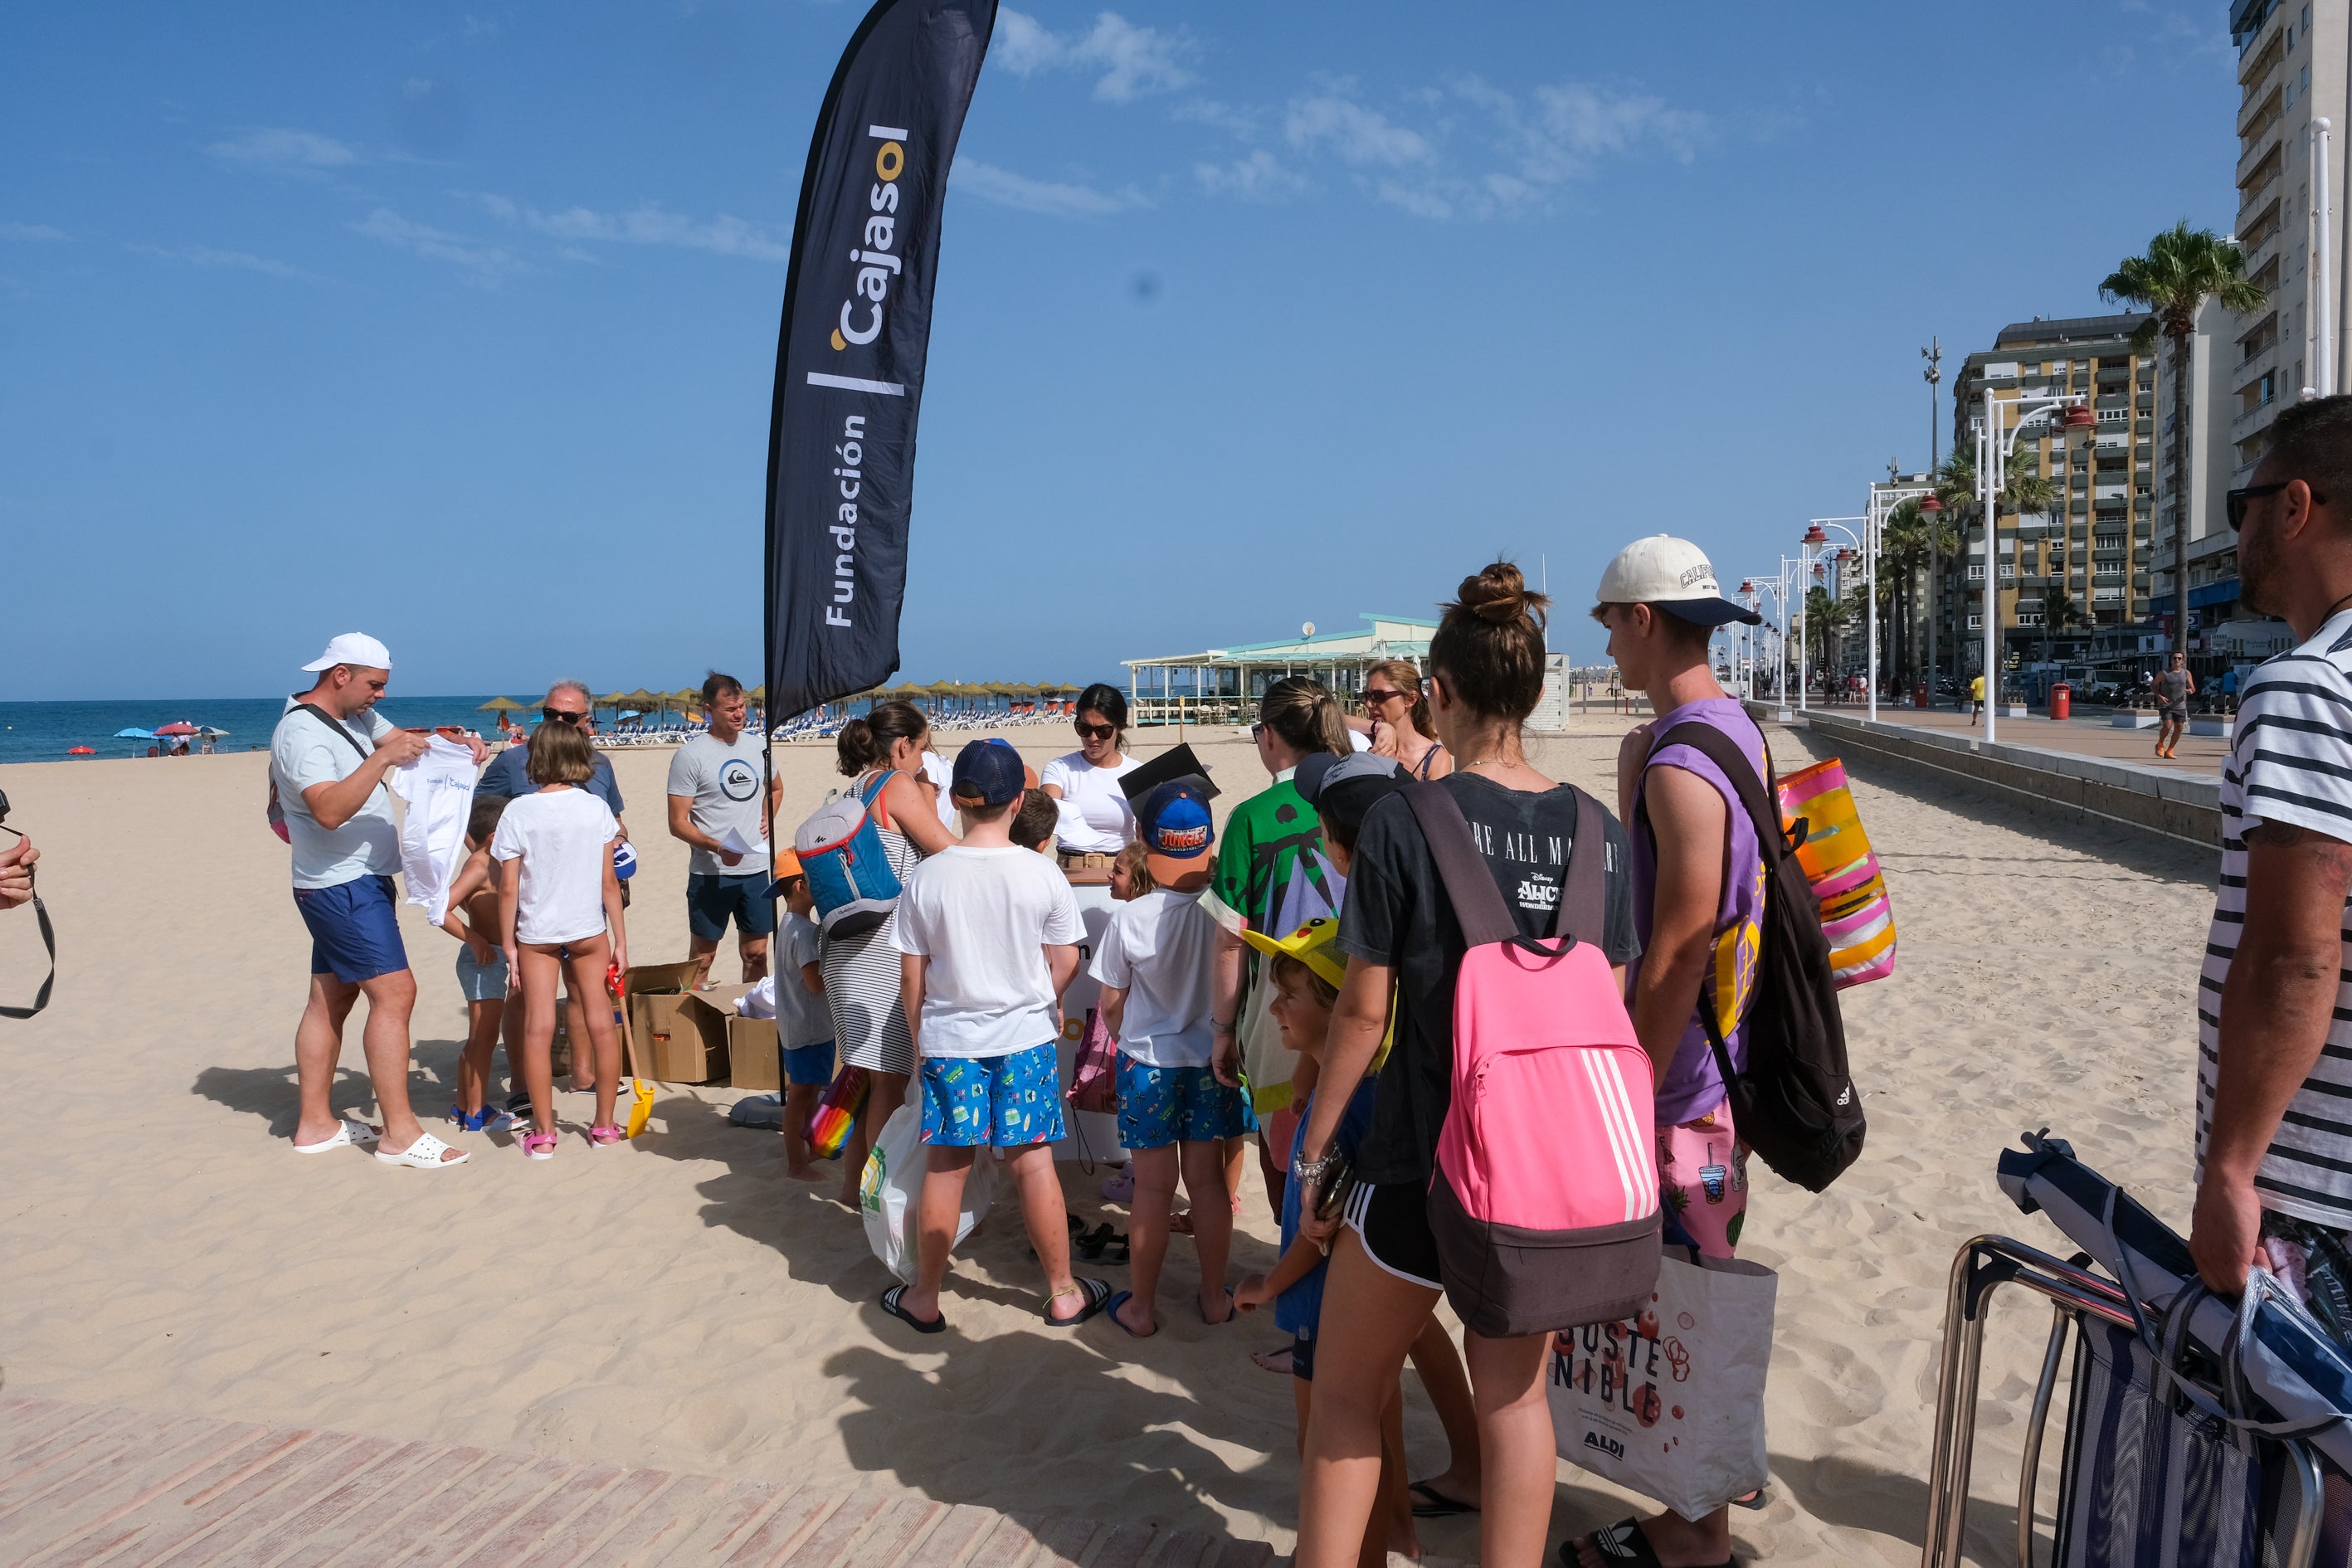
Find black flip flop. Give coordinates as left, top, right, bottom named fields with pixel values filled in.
left=1560, top=1519, right=1731, bottom=1568
left=1103, top=1289, right=1157, bottom=1338
left=1408, top=1480, right=1477, bottom=1518
left=1045, top=1276, right=1113, bottom=1327
left=879, top=1284, right=946, bottom=1335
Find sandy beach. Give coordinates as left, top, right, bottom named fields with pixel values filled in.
left=0, top=717, right=2215, bottom=1565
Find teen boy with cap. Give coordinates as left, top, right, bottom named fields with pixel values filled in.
left=884, top=739, right=1111, bottom=1332
left=1574, top=535, right=1767, bottom=1568
left=1096, top=779, right=1252, bottom=1338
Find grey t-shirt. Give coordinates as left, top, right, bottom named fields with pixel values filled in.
left=2156, top=670, right=2190, bottom=707
left=665, top=729, right=770, bottom=877
left=270, top=698, right=399, bottom=890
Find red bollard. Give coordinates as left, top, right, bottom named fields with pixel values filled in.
left=1913, top=684, right=1929, bottom=709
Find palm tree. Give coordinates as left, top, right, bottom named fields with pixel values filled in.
left=2099, top=222, right=2267, bottom=650
left=1804, top=585, right=1853, bottom=693
left=1879, top=497, right=1955, bottom=689
left=2038, top=584, right=2089, bottom=667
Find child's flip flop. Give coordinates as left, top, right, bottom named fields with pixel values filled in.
left=1407, top=1480, right=1477, bottom=1518
left=880, top=1284, right=946, bottom=1334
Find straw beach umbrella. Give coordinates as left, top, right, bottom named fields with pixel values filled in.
left=477, top=696, right=528, bottom=714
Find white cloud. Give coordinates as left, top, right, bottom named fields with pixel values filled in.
left=953, top=158, right=1143, bottom=217
left=488, top=198, right=793, bottom=261
left=1283, top=94, right=1434, bottom=169
left=993, top=8, right=1193, bottom=102
left=352, top=207, right=519, bottom=282
left=206, top=128, right=359, bottom=170
left=0, top=223, right=68, bottom=242
left=128, top=244, right=325, bottom=283
left=1173, top=98, right=1259, bottom=139
left=1194, top=150, right=1309, bottom=202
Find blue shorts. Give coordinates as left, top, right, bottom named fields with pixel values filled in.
left=294, top=875, right=409, bottom=985
left=686, top=873, right=777, bottom=942
left=920, top=1042, right=1067, bottom=1148
left=783, top=1040, right=835, bottom=1087
left=455, top=946, right=509, bottom=1002
left=1115, top=1057, right=1256, bottom=1150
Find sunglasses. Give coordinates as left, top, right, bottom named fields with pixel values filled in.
left=1362, top=687, right=1411, bottom=705
left=543, top=708, right=587, bottom=725
left=2228, top=480, right=2330, bottom=530
left=1074, top=721, right=1116, bottom=741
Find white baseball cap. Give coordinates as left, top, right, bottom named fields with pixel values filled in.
left=301, top=632, right=394, bottom=672
left=1595, top=536, right=1762, bottom=627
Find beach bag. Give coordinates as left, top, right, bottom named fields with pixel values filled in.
left=806, top=1064, right=869, bottom=1159
left=1643, top=724, right=1863, bottom=1195
left=1775, top=758, right=1896, bottom=989
left=859, top=1103, right=997, bottom=1283
left=265, top=702, right=370, bottom=843
left=1549, top=1238, right=1777, bottom=1522
left=794, top=771, right=903, bottom=940
left=1403, top=782, right=1660, bottom=1339
left=1069, top=1007, right=1119, bottom=1115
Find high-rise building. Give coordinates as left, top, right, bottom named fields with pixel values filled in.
left=2195, top=1, right=2352, bottom=645
left=1943, top=316, right=2159, bottom=670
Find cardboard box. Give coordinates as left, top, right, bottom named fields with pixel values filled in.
left=618, top=962, right=728, bottom=1084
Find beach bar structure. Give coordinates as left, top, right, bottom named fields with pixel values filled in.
left=1122, top=614, right=1437, bottom=726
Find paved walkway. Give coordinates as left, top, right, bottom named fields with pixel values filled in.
left=1776, top=700, right=2232, bottom=775
left=0, top=1395, right=1293, bottom=1568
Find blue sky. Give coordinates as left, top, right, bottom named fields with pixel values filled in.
left=2, top=2, right=2242, bottom=701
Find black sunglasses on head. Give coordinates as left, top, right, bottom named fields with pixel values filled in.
left=543, top=708, right=586, bottom=724
left=2228, top=480, right=2330, bottom=530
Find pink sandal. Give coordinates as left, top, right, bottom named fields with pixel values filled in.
left=588, top=1124, right=624, bottom=1148
left=519, top=1129, right=558, bottom=1161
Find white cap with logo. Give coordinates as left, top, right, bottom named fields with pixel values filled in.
left=301, top=632, right=394, bottom=672
left=1595, top=536, right=1763, bottom=627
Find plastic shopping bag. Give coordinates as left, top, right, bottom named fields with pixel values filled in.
left=858, top=1103, right=999, bottom=1284
left=1549, top=1244, right=1777, bottom=1522
left=1776, top=757, right=1896, bottom=989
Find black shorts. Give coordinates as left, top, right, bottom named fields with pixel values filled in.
left=1342, top=1180, right=1443, bottom=1291
left=2160, top=706, right=2189, bottom=723
left=1290, top=1333, right=1316, bottom=1382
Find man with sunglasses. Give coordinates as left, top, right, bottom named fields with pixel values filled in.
left=471, top=680, right=628, bottom=830
left=2193, top=397, right=2352, bottom=1399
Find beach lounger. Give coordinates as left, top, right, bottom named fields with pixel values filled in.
left=1920, top=1131, right=2346, bottom=1568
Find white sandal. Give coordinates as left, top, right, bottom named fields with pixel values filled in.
left=375, top=1131, right=470, bottom=1169
left=293, top=1119, right=380, bottom=1155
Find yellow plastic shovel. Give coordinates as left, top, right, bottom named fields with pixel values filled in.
left=609, top=962, right=655, bottom=1138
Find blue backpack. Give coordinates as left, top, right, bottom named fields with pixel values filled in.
left=794, top=770, right=905, bottom=939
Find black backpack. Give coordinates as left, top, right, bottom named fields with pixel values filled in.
left=1639, top=723, right=1863, bottom=1192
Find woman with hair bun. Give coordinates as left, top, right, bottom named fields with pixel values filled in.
left=821, top=699, right=958, bottom=1206
left=1040, top=682, right=1142, bottom=869
left=1290, top=564, right=1643, bottom=1568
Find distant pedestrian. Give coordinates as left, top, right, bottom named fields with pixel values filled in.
left=2154, top=651, right=2197, bottom=759
left=272, top=633, right=477, bottom=1167
left=666, top=672, right=784, bottom=987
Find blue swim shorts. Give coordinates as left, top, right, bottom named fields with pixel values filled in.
left=455, top=945, right=509, bottom=1002
left=783, top=1039, right=836, bottom=1088
left=294, top=874, right=409, bottom=985
left=920, top=1042, right=1067, bottom=1148
left=686, top=873, right=777, bottom=942
left=1115, top=1056, right=1255, bottom=1151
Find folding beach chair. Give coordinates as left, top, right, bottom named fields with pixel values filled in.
left=1921, top=1132, right=2344, bottom=1568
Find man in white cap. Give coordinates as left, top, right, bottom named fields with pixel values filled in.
left=270, top=633, right=472, bottom=1167
left=1571, top=538, right=1767, bottom=1568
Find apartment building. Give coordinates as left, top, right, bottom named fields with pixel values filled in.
left=2202, top=0, right=2351, bottom=644
left=1941, top=315, right=2158, bottom=669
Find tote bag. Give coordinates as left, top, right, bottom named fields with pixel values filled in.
left=859, top=1104, right=998, bottom=1283
left=1550, top=1243, right=1777, bottom=1522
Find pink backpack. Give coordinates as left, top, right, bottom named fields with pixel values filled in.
left=1404, top=782, right=1660, bottom=1338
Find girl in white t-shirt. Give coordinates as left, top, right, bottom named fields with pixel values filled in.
left=492, top=720, right=628, bottom=1158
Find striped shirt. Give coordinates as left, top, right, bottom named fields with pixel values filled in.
left=2196, top=606, right=2352, bottom=1230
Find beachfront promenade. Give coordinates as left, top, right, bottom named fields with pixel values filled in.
left=0, top=724, right=2219, bottom=1566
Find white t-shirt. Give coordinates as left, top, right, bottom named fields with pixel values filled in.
left=270, top=698, right=400, bottom=890
left=1040, top=751, right=1140, bottom=854
left=489, top=787, right=620, bottom=945
left=390, top=736, right=479, bottom=926
left=893, top=846, right=1083, bottom=1059
left=665, top=730, right=770, bottom=877
left=1088, top=889, right=1218, bottom=1068
left=920, top=751, right=957, bottom=832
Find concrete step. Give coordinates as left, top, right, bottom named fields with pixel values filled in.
left=0, top=1395, right=1308, bottom=1568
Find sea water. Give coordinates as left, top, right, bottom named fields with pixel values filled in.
left=0, top=698, right=514, bottom=766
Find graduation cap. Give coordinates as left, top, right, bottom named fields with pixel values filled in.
left=1118, top=742, right=1218, bottom=803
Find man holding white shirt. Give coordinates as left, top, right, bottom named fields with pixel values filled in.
left=667, top=670, right=785, bottom=986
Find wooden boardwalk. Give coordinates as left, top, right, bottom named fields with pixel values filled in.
left=0, top=1395, right=1288, bottom=1568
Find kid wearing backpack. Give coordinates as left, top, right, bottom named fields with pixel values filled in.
left=1575, top=534, right=1772, bottom=1568
left=1291, top=564, right=1642, bottom=1568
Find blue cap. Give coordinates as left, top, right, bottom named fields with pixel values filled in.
left=952, top=738, right=1027, bottom=808
left=611, top=840, right=638, bottom=880
left=1138, top=777, right=1215, bottom=880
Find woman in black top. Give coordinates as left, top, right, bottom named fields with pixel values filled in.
left=1292, top=564, right=1641, bottom=1568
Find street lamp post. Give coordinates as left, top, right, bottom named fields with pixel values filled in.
left=1972, top=391, right=2096, bottom=743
